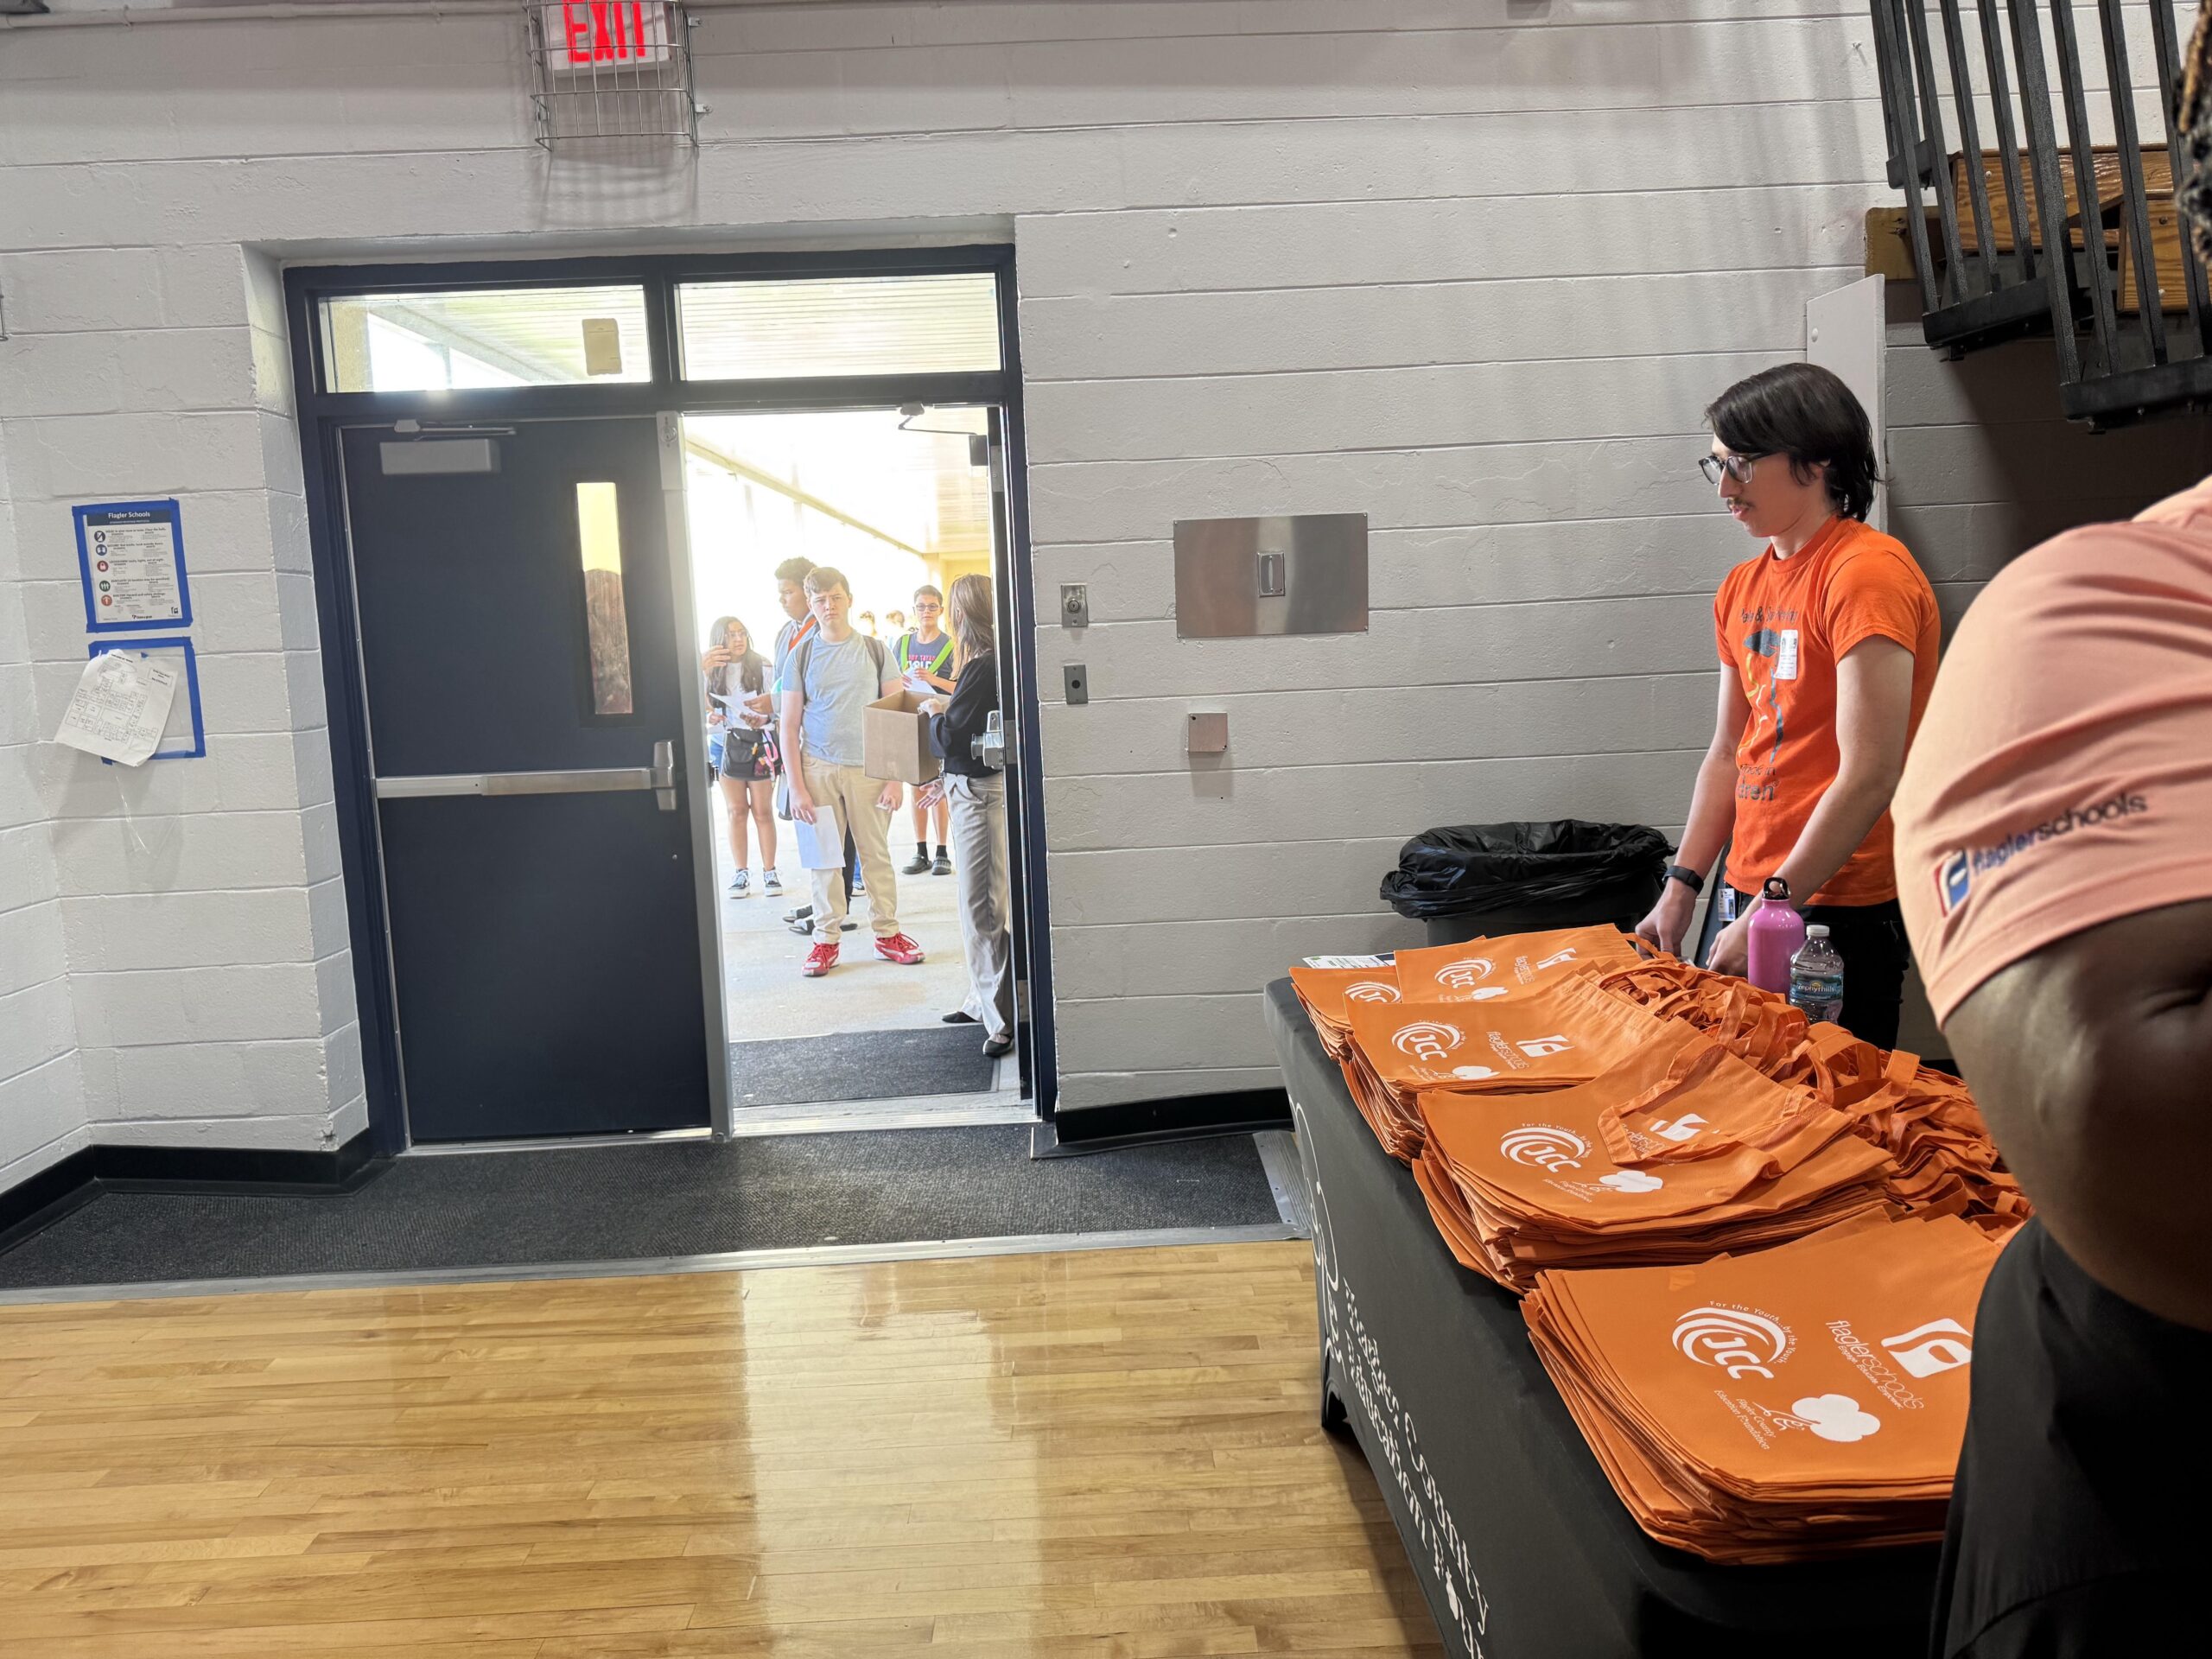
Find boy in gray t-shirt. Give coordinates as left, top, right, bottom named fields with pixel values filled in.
left=779, top=568, right=926, bottom=976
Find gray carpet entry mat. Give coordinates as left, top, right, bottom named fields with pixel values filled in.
left=0, top=1128, right=1284, bottom=1290
left=730, top=1023, right=995, bottom=1106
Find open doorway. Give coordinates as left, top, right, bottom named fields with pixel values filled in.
left=682, top=405, right=1027, bottom=1118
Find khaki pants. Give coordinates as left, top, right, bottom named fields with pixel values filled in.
left=802, top=761, right=899, bottom=937
left=947, top=772, right=1014, bottom=1040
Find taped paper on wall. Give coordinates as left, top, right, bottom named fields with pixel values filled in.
left=73, top=499, right=192, bottom=631
left=54, top=650, right=178, bottom=766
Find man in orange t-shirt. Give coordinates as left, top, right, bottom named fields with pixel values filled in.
left=1637, top=363, right=1941, bottom=1046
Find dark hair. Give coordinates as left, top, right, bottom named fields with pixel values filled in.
left=704, top=616, right=764, bottom=696
left=773, top=556, right=817, bottom=586
left=803, top=565, right=849, bottom=597
left=1704, top=362, right=1880, bottom=522
left=2179, top=4, right=2212, bottom=266
left=912, top=584, right=943, bottom=603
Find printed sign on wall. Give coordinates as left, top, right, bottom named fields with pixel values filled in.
left=73, top=499, right=193, bottom=632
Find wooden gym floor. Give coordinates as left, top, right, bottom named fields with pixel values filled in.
left=0, top=1240, right=1443, bottom=1656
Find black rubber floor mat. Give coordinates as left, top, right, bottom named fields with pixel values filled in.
left=730, top=1023, right=995, bottom=1106
left=0, top=1128, right=1284, bottom=1290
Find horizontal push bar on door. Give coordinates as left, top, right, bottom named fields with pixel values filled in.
left=377, top=741, right=677, bottom=803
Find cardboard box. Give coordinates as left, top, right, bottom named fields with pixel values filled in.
left=863, top=689, right=941, bottom=785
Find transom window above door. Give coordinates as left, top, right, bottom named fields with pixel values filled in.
left=677, top=273, right=1001, bottom=380
left=320, top=285, right=653, bottom=392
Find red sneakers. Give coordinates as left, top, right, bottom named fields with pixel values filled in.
left=874, top=932, right=925, bottom=965
left=801, top=941, right=839, bottom=977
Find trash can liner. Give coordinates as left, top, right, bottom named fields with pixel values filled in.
left=1382, top=819, right=1673, bottom=920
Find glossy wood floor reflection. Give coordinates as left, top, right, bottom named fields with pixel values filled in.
left=0, top=1242, right=1443, bottom=1656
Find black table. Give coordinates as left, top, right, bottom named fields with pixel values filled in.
left=1262, top=978, right=1937, bottom=1657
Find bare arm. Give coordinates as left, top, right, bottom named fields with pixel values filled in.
left=1770, top=637, right=1916, bottom=901
left=781, top=680, right=817, bottom=821
left=1636, top=666, right=1748, bottom=955
left=1946, top=899, right=2212, bottom=1331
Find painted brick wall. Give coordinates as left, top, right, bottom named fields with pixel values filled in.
left=0, top=0, right=2193, bottom=1155
left=0, top=416, right=91, bottom=1192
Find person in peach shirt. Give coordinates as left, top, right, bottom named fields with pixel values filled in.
left=1891, top=39, right=2212, bottom=1630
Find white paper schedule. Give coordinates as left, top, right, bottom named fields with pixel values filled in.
left=54, top=652, right=179, bottom=766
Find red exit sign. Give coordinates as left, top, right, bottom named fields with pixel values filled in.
left=544, top=1, right=672, bottom=70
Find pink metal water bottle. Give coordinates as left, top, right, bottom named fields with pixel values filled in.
left=1745, top=876, right=1807, bottom=994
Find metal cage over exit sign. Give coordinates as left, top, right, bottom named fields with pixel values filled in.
left=524, top=2, right=699, bottom=150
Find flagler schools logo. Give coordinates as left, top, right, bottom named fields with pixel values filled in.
left=1935, top=849, right=1971, bottom=918
left=1672, top=1305, right=1795, bottom=1379
left=1500, top=1125, right=1588, bottom=1173
left=1392, top=1020, right=1463, bottom=1063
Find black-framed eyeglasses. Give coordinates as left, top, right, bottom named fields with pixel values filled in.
left=1699, top=452, right=1766, bottom=486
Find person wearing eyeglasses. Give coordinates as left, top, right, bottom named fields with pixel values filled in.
left=1633, top=362, right=1940, bottom=1047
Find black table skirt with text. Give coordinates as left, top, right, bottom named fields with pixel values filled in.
left=1262, top=977, right=1936, bottom=1658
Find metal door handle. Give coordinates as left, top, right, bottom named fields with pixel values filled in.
left=652, top=739, right=677, bottom=811
left=378, top=740, right=682, bottom=806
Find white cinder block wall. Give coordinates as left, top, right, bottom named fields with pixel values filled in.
left=0, top=0, right=2196, bottom=1166
left=0, top=418, right=90, bottom=1192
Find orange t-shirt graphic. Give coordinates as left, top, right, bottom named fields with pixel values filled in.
left=1713, top=516, right=1941, bottom=906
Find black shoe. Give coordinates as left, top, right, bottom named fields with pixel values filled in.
left=901, top=850, right=931, bottom=875
left=931, top=851, right=952, bottom=876
left=983, top=1033, right=1014, bottom=1058
left=784, top=905, right=812, bottom=925
left=786, top=918, right=815, bottom=938
left=942, top=1010, right=978, bottom=1025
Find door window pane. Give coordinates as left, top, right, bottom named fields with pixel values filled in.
left=677, top=273, right=1001, bottom=380
left=321, top=287, right=652, bottom=392
left=576, top=482, right=634, bottom=715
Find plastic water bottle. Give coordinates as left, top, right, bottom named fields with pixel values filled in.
left=1745, top=876, right=1808, bottom=994
left=1789, top=925, right=1847, bottom=1025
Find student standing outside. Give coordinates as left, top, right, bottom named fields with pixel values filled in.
left=780, top=566, right=925, bottom=978
left=917, top=575, right=1014, bottom=1058
left=768, top=556, right=856, bottom=935
left=896, top=584, right=957, bottom=876
left=1635, top=364, right=1939, bottom=1048
left=700, top=616, right=776, bottom=899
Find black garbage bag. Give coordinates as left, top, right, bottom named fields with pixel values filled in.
left=1381, top=819, right=1673, bottom=920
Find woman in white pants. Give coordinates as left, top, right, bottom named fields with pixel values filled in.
left=917, top=575, right=1014, bottom=1058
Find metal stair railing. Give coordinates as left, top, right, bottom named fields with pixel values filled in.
left=1872, top=1, right=2212, bottom=428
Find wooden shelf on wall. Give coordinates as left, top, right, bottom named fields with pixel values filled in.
left=1868, top=145, right=2190, bottom=316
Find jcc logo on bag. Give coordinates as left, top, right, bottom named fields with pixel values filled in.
left=1500, top=1125, right=1588, bottom=1172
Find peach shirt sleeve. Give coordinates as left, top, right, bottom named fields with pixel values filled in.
left=1892, top=483, right=2212, bottom=1023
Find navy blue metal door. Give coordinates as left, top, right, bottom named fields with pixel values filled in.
left=342, top=418, right=709, bottom=1142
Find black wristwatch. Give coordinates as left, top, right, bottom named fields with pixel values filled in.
left=1664, top=863, right=1706, bottom=895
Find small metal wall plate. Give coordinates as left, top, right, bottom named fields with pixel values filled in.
left=1173, top=513, right=1368, bottom=639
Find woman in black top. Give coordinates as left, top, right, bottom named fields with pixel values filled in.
left=918, top=575, right=1014, bottom=1057
left=701, top=616, right=778, bottom=899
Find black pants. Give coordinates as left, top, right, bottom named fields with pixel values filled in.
left=1929, top=1221, right=2209, bottom=1656
left=1713, top=888, right=1909, bottom=1050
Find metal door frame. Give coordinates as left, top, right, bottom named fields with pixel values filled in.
left=285, top=246, right=1054, bottom=1155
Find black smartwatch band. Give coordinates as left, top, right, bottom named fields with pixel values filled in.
left=1664, top=863, right=1706, bottom=895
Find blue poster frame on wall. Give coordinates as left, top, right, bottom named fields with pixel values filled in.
left=86, top=636, right=207, bottom=760
left=73, top=498, right=194, bottom=632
